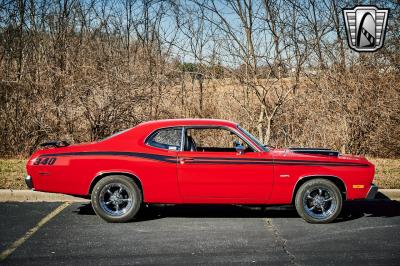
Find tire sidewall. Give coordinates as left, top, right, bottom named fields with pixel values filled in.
left=91, top=175, right=142, bottom=223
left=295, top=179, right=342, bottom=224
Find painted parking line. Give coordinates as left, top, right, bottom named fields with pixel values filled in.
left=0, top=202, right=70, bottom=262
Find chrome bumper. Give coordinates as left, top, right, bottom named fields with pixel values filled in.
left=25, top=175, right=33, bottom=189
left=366, top=184, right=378, bottom=199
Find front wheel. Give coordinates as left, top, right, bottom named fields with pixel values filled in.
left=295, top=179, right=342, bottom=223
left=91, top=175, right=142, bottom=223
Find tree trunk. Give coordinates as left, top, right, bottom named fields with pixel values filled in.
left=264, top=117, right=272, bottom=145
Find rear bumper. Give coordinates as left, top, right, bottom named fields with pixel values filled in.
left=366, top=184, right=378, bottom=199
left=25, top=175, right=34, bottom=190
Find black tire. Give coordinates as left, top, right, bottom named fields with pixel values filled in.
left=295, top=178, right=342, bottom=224
left=91, top=175, right=142, bottom=223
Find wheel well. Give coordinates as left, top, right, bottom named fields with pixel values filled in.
left=89, top=172, right=143, bottom=197
left=292, top=175, right=347, bottom=203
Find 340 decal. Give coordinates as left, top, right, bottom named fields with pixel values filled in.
left=34, top=157, right=57, bottom=165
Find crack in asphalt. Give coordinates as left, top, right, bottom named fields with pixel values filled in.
left=265, top=218, right=298, bottom=266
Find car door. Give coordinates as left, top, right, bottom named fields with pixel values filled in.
left=177, top=127, right=274, bottom=204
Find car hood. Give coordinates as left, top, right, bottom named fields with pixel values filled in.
left=269, top=148, right=372, bottom=166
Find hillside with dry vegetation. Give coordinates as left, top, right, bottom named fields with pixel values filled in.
left=0, top=0, right=399, bottom=159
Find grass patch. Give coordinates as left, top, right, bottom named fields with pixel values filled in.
left=369, top=158, right=400, bottom=189
left=0, top=158, right=399, bottom=190
left=0, top=159, right=27, bottom=189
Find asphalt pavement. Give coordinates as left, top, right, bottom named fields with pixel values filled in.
left=0, top=197, right=400, bottom=265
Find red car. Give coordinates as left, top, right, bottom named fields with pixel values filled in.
left=25, top=119, right=377, bottom=223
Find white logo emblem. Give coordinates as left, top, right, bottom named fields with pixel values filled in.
left=343, top=6, right=389, bottom=52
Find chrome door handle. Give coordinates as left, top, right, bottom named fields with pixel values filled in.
left=180, top=158, right=194, bottom=164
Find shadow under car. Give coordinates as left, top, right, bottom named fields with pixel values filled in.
left=74, top=193, right=400, bottom=223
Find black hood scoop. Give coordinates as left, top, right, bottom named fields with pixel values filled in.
left=288, top=147, right=339, bottom=157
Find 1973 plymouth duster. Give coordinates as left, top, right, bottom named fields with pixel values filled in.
left=25, top=119, right=377, bottom=223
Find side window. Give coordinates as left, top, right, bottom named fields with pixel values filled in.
left=147, top=128, right=182, bottom=150
left=185, top=128, right=254, bottom=152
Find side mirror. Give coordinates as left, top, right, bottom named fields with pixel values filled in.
left=235, top=144, right=245, bottom=155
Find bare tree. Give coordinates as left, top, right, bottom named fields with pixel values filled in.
left=0, top=0, right=398, bottom=157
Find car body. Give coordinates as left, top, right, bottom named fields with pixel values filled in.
left=25, top=119, right=377, bottom=223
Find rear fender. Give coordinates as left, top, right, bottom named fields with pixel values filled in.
left=89, top=170, right=144, bottom=199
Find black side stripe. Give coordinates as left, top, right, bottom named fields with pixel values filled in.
left=184, top=156, right=369, bottom=166
left=187, top=160, right=369, bottom=167
left=40, top=151, right=176, bottom=163
left=39, top=151, right=370, bottom=167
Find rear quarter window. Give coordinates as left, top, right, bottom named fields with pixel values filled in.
left=146, top=128, right=182, bottom=150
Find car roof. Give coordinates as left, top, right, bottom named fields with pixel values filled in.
left=136, top=119, right=238, bottom=128
left=98, top=119, right=241, bottom=146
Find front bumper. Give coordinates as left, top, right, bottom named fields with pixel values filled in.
left=366, top=183, right=378, bottom=199
left=25, top=175, right=33, bottom=189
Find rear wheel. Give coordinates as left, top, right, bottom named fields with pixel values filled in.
left=91, top=175, right=142, bottom=223
left=295, top=178, right=342, bottom=223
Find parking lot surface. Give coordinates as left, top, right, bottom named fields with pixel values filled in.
left=0, top=198, right=399, bottom=265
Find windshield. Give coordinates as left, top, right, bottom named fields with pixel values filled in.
left=237, top=125, right=269, bottom=152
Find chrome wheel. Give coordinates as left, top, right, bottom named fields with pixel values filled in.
left=99, top=183, right=133, bottom=217
left=302, top=187, right=337, bottom=220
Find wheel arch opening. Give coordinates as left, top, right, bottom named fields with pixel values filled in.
left=292, top=175, right=347, bottom=203
left=89, top=172, right=143, bottom=199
